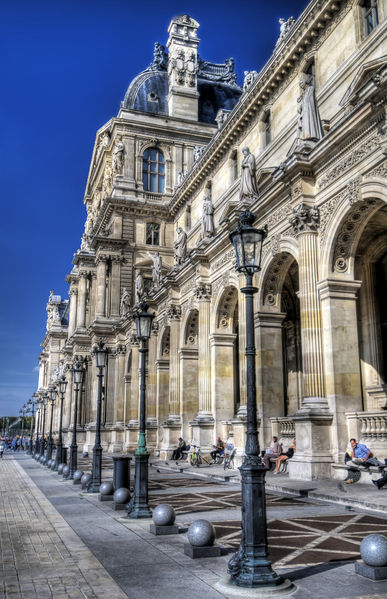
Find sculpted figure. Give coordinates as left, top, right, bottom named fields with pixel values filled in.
left=177, top=171, right=185, bottom=185
left=201, top=191, right=215, bottom=239
left=102, top=163, right=113, bottom=197
left=120, top=287, right=131, bottom=316
left=194, top=145, right=204, bottom=161
left=96, top=131, right=110, bottom=163
left=112, top=139, right=125, bottom=174
left=240, top=147, right=259, bottom=200
left=297, top=74, right=324, bottom=141
left=243, top=71, right=258, bottom=92
left=147, top=251, right=162, bottom=287
left=135, top=271, right=144, bottom=304
left=174, top=227, right=187, bottom=265
left=277, top=17, right=294, bottom=43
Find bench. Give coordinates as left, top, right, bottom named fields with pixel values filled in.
left=332, top=463, right=385, bottom=485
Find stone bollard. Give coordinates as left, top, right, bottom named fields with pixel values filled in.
left=184, top=519, right=221, bottom=558
left=73, top=470, right=84, bottom=485
left=355, top=534, right=387, bottom=580
left=98, top=481, right=114, bottom=502
left=112, top=488, right=131, bottom=511
left=150, top=505, right=183, bottom=535
left=81, top=472, right=92, bottom=490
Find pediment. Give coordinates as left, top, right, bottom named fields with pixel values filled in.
left=340, top=55, right=387, bottom=108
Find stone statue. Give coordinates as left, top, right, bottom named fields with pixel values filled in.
left=80, top=233, right=91, bottom=252
left=177, top=171, right=185, bottom=185
left=151, top=42, right=167, bottom=71
left=120, top=287, right=131, bottom=316
left=174, top=227, right=187, bottom=265
left=240, top=147, right=259, bottom=200
left=95, top=131, right=110, bottom=163
left=147, top=251, right=162, bottom=287
left=243, top=71, right=258, bottom=93
left=277, top=17, right=295, bottom=44
left=201, top=191, right=215, bottom=239
left=112, top=139, right=125, bottom=174
left=194, top=145, right=205, bottom=162
left=102, top=162, right=113, bottom=198
left=297, top=75, right=324, bottom=141
left=135, top=271, right=144, bottom=304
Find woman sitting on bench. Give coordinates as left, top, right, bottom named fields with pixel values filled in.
left=274, top=438, right=296, bottom=474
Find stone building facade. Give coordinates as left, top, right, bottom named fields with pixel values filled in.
left=36, top=1, right=387, bottom=480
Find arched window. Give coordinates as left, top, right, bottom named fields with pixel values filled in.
left=263, top=112, right=271, bottom=147
left=362, top=0, right=379, bottom=35
left=146, top=222, right=160, bottom=245
left=142, top=148, right=165, bottom=193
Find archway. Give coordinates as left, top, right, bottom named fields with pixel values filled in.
left=181, top=309, right=199, bottom=438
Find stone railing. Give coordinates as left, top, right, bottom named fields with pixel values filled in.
left=347, top=411, right=387, bottom=457
left=270, top=417, right=295, bottom=448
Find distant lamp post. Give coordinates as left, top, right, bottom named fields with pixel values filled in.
left=55, top=375, right=68, bottom=470
left=227, top=210, right=286, bottom=590
left=18, top=406, right=25, bottom=450
left=68, top=361, right=84, bottom=479
left=46, top=386, right=57, bottom=464
left=128, top=301, right=154, bottom=519
left=34, top=399, right=42, bottom=457
left=27, top=395, right=36, bottom=455
left=89, top=341, right=108, bottom=493
left=39, top=395, right=48, bottom=458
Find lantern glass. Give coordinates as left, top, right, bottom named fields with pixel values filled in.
left=134, top=302, right=154, bottom=340
left=72, top=362, right=84, bottom=385
left=50, top=387, right=56, bottom=402
left=229, top=211, right=267, bottom=275
left=59, top=376, right=68, bottom=395
left=94, top=341, right=107, bottom=368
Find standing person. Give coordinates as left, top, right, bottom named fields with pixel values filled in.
left=263, top=436, right=281, bottom=469
left=0, top=442, right=4, bottom=458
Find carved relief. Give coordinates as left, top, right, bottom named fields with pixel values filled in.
left=332, top=199, right=380, bottom=273
left=262, top=253, right=294, bottom=307
left=366, top=160, right=387, bottom=179
left=290, top=204, right=320, bottom=234
left=216, top=286, right=238, bottom=330
left=210, top=248, right=235, bottom=272
left=161, top=327, right=170, bottom=356
left=167, top=304, right=182, bottom=321
left=195, top=284, right=212, bottom=300
left=212, top=272, right=230, bottom=297
left=185, top=310, right=199, bottom=346
left=102, top=162, right=113, bottom=198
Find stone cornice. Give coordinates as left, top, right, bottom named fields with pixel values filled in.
left=167, top=0, right=349, bottom=216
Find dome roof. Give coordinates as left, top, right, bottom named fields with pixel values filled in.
left=123, top=43, right=242, bottom=124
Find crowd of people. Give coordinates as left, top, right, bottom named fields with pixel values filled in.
left=0, top=434, right=37, bottom=454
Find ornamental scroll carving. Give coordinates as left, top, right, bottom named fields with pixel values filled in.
left=262, top=253, right=294, bottom=307
left=290, top=204, right=320, bottom=234
left=167, top=304, right=182, bottom=321
left=195, top=284, right=212, bottom=300
left=332, top=198, right=380, bottom=273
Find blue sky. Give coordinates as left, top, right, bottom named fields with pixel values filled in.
left=0, top=0, right=307, bottom=416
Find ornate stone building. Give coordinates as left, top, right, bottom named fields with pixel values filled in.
left=36, top=1, right=387, bottom=480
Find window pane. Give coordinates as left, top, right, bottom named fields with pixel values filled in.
left=158, top=176, right=165, bottom=194
left=143, top=173, right=148, bottom=191
left=143, top=149, right=149, bottom=160
left=159, top=163, right=165, bottom=174
left=158, top=152, right=165, bottom=163
left=150, top=174, right=157, bottom=192
left=150, top=161, right=157, bottom=172
left=151, top=149, right=157, bottom=161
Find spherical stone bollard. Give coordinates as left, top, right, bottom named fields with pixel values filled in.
left=82, top=451, right=89, bottom=458
left=81, top=472, right=92, bottom=488
left=187, top=519, right=215, bottom=547
left=153, top=504, right=176, bottom=527
left=57, top=463, right=64, bottom=475
left=73, top=470, right=84, bottom=483
left=99, top=481, right=114, bottom=496
left=361, top=534, right=387, bottom=567
left=113, top=487, right=131, bottom=504
left=40, top=455, right=45, bottom=464
left=47, top=459, right=52, bottom=468
left=62, top=465, right=70, bottom=477
left=51, top=460, right=56, bottom=470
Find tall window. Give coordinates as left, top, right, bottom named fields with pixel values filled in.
left=263, top=112, right=271, bottom=147
left=146, top=222, right=160, bottom=245
left=142, top=148, right=165, bottom=193
left=363, top=0, right=379, bottom=35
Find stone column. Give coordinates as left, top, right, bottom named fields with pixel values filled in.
left=96, top=255, right=108, bottom=318
left=89, top=273, right=97, bottom=322
left=147, top=326, right=158, bottom=423
left=110, top=257, right=122, bottom=318
left=318, top=279, right=363, bottom=462
left=127, top=337, right=140, bottom=451
left=210, top=333, right=237, bottom=424
left=256, top=311, right=286, bottom=448
left=76, top=271, right=88, bottom=329
left=68, top=285, right=78, bottom=337
left=288, top=204, right=332, bottom=480
left=161, top=304, right=182, bottom=453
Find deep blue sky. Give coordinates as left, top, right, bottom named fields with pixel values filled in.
left=0, top=0, right=307, bottom=416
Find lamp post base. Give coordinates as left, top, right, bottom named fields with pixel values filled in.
left=215, top=576, right=295, bottom=598
left=46, top=440, right=53, bottom=464
left=230, top=459, right=283, bottom=588
left=54, top=442, right=63, bottom=471
left=67, top=444, right=77, bottom=479
left=127, top=453, right=152, bottom=519
left=88, top=445, right=103, bottom=493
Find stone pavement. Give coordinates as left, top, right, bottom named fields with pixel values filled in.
left=4, top=453, right=387, bottom=599
left=0, top=455, right=128, bottom=599
left=152, top=459, right=387, bottom=515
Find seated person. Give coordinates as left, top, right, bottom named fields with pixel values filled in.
left=172, top=437, right=186, bottom=461
left=210, top=437, right=225, bottom=463
left=347, top=438, right=385, bottom=470
left=274, top=439, right=296, bottom=474
left=263, top=436, right=281, bottom=469
left=372, top=471, right=387, bottom=490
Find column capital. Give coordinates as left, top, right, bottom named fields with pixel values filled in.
left=195, top=283, right=212, bottom=301
left=317, top=278, right=362, bottom=301
left=79, top=270, right=89, bottom=279
left=69, top=286, right=78, bottom=296
left=96, top=253, right=109, bottom=265
left=167, top=304, right=182, bottom=321
left=289, top=203, right=320, bottom=235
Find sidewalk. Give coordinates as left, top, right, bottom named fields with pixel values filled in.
left=151, top=459, right=387, bottom=515
left=0, top=455, right=129, bottom=599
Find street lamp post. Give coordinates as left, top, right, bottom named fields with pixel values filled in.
left=39, top=395, right=48, bottom=458
left=27, top=396, right=36, bottom=455
left=18, top=406, right=25, bottom=450
left=34, top=400, right=42, bottom=457
left=55, top=375, right=68, bottom=470
left=127, top=301, right=154, bottom=519
left=88, top=341, right=108, bottom=493
left=227, top=210, right=286, bottom=590
left=68, top=361, right=84, bottom=479
left=46, top=386, right=56, bottom=464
